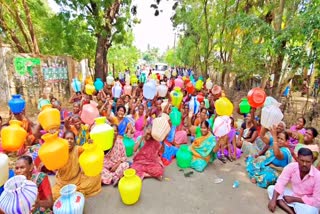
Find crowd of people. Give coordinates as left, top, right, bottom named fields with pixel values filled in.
left=0, top=70, right=319, bottom=214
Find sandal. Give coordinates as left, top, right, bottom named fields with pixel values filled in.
left=184, top=171, right=194, bottom=177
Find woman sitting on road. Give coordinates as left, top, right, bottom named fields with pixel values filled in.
left=189, top=121, right=217, bottom=172
left=293, top=127, right=319, bottom=167
left=52, top=131, right=101, bottom=200
left=15, top=155, right=53, bottom=213
left=131, top=127, right=164, bottom=180
left=246, top=127, right=292, bottom=188
left=101, top=125, right=129, bottom=186
left=238, top=112, right=258, bottom=157
left=286, top=117, right=306, bottom=152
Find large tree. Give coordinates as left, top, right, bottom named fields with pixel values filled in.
left=170, top=0, right=320, bottom=96
left=0, top=0, right=96, bottom=61
left=54, top=0, right=133, bottom=80
left=0, top=0, right=44, bottom=54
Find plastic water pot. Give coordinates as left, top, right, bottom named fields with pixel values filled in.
left=80, top=101, right=99, bottom=125
left=94, top=78, right=104, bottom=91
left=90, top=117, right=114, bottom=151
left=112, top=82, right=122, bottom=98
left=143, top=81, right=157, bottom=100
left=247, top=88, right=266, bottom=108
left=170, top=87, right=183, bottom=108
left=118, top=169, right=142, bottom=205
left=176, top=145, right=192, bottom=168
left=239, top=98, right=251, bottom=114
left=8, top=94, right=26, bottom=114
left=261, top=105, right=283, bottom=129
left=79, top=143, right=104, bottom=176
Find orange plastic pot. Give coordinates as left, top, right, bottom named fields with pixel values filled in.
left=1, top=120, right=27, bottom=152
left=186, top=82, right=195, bottom=94
left=39, top=132, right=69, bottom=170
left=85, top=76, right=93, bottom=85
left=38, top=104, right=61, bottom=131
left=247, top=88, right=266, bottom=108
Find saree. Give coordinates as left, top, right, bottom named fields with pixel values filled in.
left=134, top=115, right=145, bottom=140
left=190, top=133, right=217, bottom=172
left=175, top=130, right=188, bottom=145
left=52, top=146, right=101, bottom=200
left=101, top=136, right=129, bottom=185
left=289, top=126, right=306, bottom=151
left=113, top=117, right=130, bottom=136
left=17, top=118, right=35, bottom=156
left=131, top=139, right=164, bottom=179
left=246, top=147, right=292, bottom=188
left=241, top=128, right=265, bottom=157
left=31, top=172, right=53, bottom=214
left=160, top=140, right=178, bottom=166
left=69, top=125, right=89, bottom=146
left=241, top=128, right=255, bottom=156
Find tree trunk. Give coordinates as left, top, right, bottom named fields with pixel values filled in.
left=94, top=35, right=108, bottom=80
left=271, top=0, right=286, bottom=97
left=221, top=67, right=227, bottom=86
left=112, top=63, right=115, bottom=77
left=94, top=0, right=121, bottom=80
left=22, top=0, right=39, bottom=54
left=219, top=0, right=229, bottom=86
left=203, top=0, right=209, bottom=79
left=272, top=42, right=286, bottom=97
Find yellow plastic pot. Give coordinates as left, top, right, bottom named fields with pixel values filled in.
left=214, top=97, right=234, bottom=116
left=90, top=117, right=114, bottom=151
left=85, top=83, right=95, bottom=95
left=79, top=143, right=104, bottom=177
left=118, top=169, right=142, bottom=205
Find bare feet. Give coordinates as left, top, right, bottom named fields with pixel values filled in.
left=226, top=156, right=233, bottom=162
left=156, top=176, right=163, bottom=181
left=250, top=178, right=257, bottom=184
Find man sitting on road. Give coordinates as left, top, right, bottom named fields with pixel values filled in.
left=267, top=147, right=320, bottom=214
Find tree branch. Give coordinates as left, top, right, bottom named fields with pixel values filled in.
left=85, top=5, right=94, bottom=15
left=0, top=8, right=27, bottom=53
left=22, top=0, right=40, bottom=54
left=2, top=0, right=33, bottom=52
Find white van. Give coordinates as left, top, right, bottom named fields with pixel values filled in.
left=153, top=63, right=168, bottom=75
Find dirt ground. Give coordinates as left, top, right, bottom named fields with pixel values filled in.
left=83, top=158, right=284, bottom=214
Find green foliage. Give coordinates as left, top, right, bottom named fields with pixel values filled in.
left=142, top=47, right=162, bottom=64
left=53, top=0, right=132, bottom=43
left=40, top=14, right=96, bottom=61
left=0, top=0, right=96, bottom=60
left=170, top=0, right=320, bottom=91
left=164, top=48, right=181, bottom=67
left=108, top=31, right=140, bottom=73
